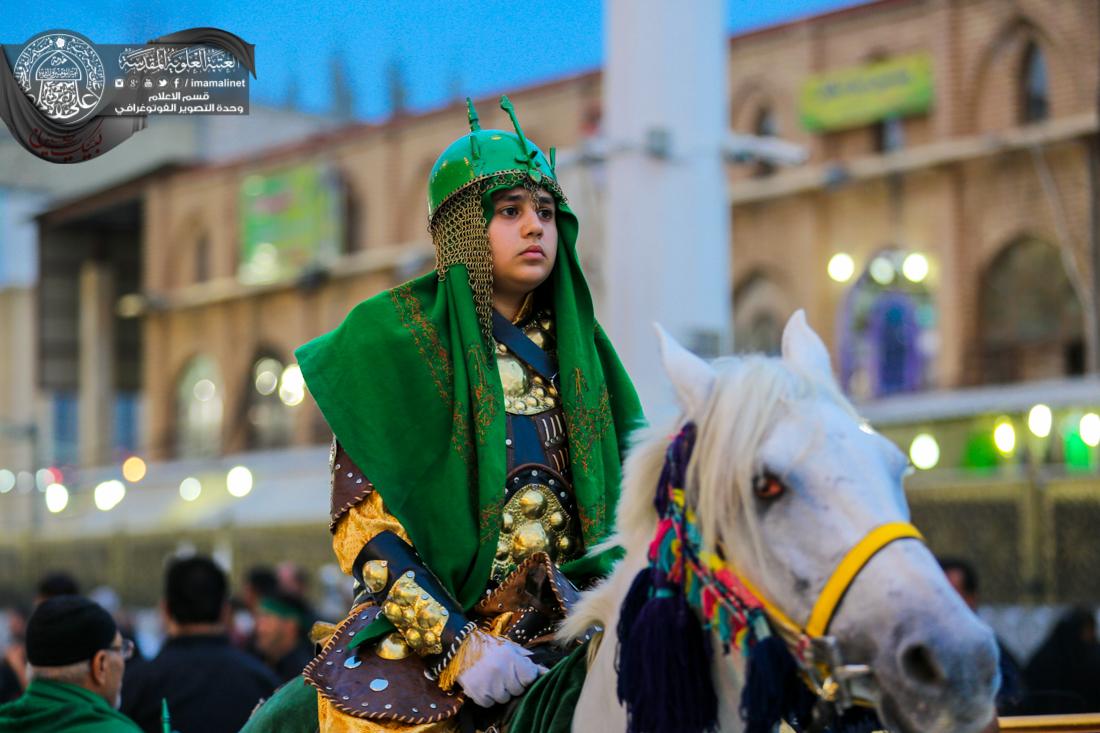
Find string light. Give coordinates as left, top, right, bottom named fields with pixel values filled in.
left=902, top=252, right=929, bottom=282
left=1027, top=404, right=1052, bottom=438
left=122, top=456, right=147, bottom=483
left=909, top=433, right=940, bottom=470
left=993, top=419, right=1016, bottom=455
left=94, top=480, right=126, bottom=511
left=179, top=477, right=202, bottom=502
left=1080, top=413, right=1100, bottom=448
left=45, top=484, right=69, bottom=513
left=227, top=466, right=253, bottom=497
left=827, top=253, right=855, bottom=283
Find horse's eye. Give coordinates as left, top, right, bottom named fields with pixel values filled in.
left=752, top=473, right=785, bottom=500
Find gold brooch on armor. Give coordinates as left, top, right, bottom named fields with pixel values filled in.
left=492, top=471, right=580, bottom=581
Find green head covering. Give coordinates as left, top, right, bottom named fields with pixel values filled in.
left=296, top=96, right=644, bottom=615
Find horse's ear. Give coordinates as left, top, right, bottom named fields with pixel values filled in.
left=655, top=323, right=716, bottom=417
left=781, top=309, right=836, bottom=384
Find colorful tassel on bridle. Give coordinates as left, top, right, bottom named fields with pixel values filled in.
left=615, top=423, right=884, bottom=733
left=616, top=424, right=718, bottom=733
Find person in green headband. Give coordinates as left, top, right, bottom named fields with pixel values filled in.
left=255, top=593, right=315, bottom=684
left=242, top=95, right=644, bottom=733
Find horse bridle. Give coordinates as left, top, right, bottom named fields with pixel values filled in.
left=655, top=423, right=926, bottom=721
left=731, top=521, right=925, bottom=711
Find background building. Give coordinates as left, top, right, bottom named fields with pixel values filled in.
left=1, top=0, right=1097, bottom=628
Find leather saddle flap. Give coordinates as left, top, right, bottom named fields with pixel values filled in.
left=472, top=552, right=580, bottom=644
left=304, top=603, right=462, bottom=724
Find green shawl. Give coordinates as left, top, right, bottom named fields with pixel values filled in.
left=295, top=204, right=644, bottom=611
left=0, top=680, right=142, bottom=733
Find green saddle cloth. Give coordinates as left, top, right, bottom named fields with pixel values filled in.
left=505, top=639, right=589, bottom=733
left=239, top=676, right=318, bottom=733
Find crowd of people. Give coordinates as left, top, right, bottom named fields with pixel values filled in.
left=2, top=556, right=1100, bottom=730
left=939, top=557, right=1100, bottom=716
left=0, top=558, right=319, bottom=732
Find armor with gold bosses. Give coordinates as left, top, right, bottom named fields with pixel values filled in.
left=493, top=469, right=580, bottom=581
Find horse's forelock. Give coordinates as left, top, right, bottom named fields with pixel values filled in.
left=686, top=355, right=858, bottom=555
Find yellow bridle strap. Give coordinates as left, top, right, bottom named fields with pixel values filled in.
left=804, top=522, right=924, bottom=638
left=724, top=522, right=925, bottom=642
left=729, top=570, right=802, bottom=639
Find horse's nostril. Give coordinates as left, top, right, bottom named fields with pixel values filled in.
left=901, top=643, right=944, bottom=687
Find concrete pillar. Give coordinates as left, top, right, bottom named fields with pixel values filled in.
left=603, top=0, right=730, bottom=420
left=79, top=259, right=114, bottom=467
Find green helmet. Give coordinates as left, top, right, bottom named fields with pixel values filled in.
left=426, top=96, right=570, bottom=341
left=427, top=95, right=559, bottom=220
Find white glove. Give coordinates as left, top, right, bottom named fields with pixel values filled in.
left=456, top=632, right=547, bottom=707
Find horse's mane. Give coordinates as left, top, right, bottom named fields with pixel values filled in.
left=560, top=354, right=859, bottom=641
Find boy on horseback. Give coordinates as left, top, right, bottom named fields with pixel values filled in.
left=244, top=95, right=643, bottom=733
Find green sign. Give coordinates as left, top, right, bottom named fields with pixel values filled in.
left=239, top=163, right=345, bottom=285
left=799, top=54, right=934, bottom=132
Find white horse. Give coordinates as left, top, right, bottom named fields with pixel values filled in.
left=561, top=311, right=999, bottom=733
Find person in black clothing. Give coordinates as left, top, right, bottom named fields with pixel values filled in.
left=120, top=556, right=278, bottom=733
left=1023, top=607, right=1100, bottom=714
left=940, top=557, right=1025, bottom=714
left=252, top=591, right=314, bottom=683
left=0, top=605, right=28, bottom=704
left=34, top=572, right=80, bottom=604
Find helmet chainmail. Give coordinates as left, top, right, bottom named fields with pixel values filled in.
left=429, top=171, right=567, bottom=344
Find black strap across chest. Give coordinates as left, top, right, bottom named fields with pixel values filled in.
left=491, top=310, right=557, bottom=383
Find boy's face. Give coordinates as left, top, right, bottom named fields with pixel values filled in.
left=487, top=186, right=558, bottom=299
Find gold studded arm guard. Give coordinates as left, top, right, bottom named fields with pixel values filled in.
left=352, top=531, right=472, bottom=666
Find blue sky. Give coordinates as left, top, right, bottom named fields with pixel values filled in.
left=2, top=0, right=868, bottom=120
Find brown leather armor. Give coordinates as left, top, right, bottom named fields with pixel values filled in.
left=329, top=438, right=374, bottom=531
left=304, top=552, right=579, bottom=726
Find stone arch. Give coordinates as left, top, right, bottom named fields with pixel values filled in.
left=731, top=78, right=785, bottom=176
left=976, top=235, right=1084, bottom=383
left=239, top=346, right=296, bottom=451
left=402, top=156, right=437, bottom=243
left=730, top=78, right=781, bottom=134
left=173, top=353, right=224, bottom=459
left=334, top=167, right=366, bottom=254
left=732, top=269, right=792, bottom=356
left=164, top=212, right=209, bottom=290
left=965, top=14, right=1079, bottom=133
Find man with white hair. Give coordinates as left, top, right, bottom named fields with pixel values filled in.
left=0, top=595, right=141, bottom=732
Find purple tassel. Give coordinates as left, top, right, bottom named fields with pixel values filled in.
left=740, top=635, right=814, bottom=733
left=617, top=581, right=718, bottom=733
left=739, top=635, right=884, bottom=733
left=616, top=569, right=654, bottom=654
